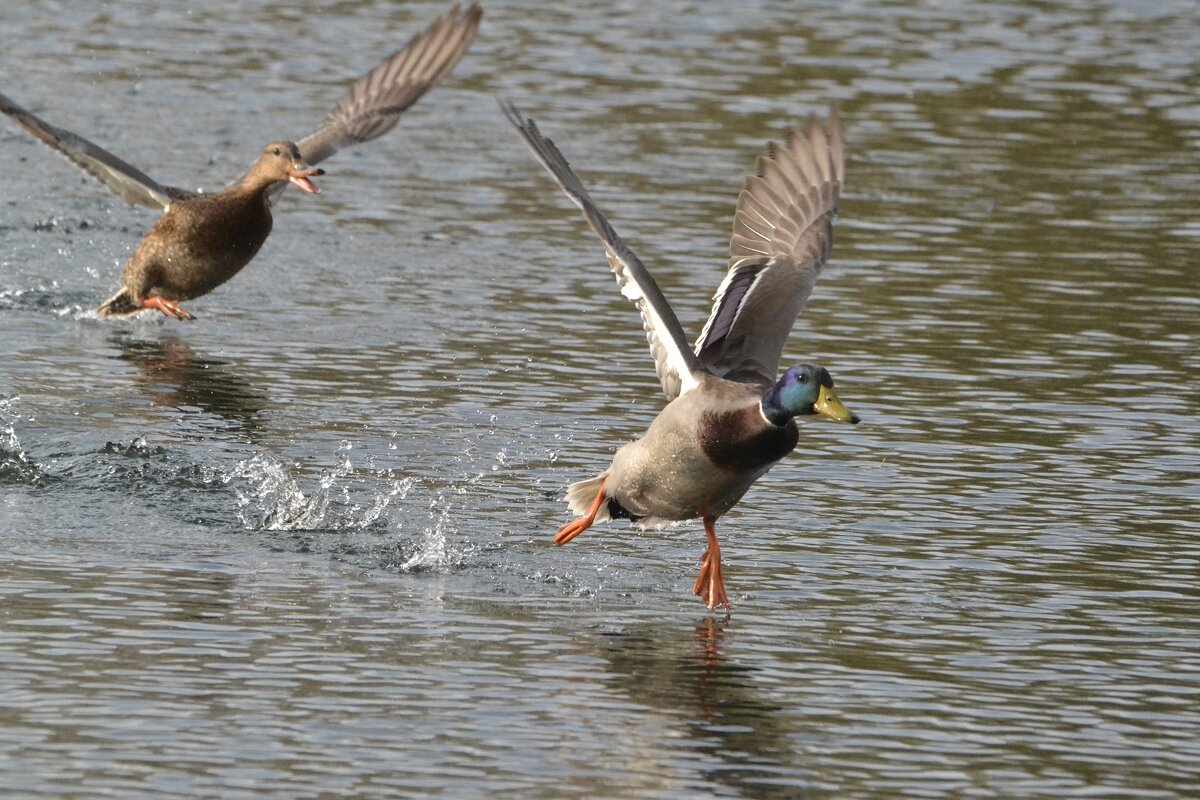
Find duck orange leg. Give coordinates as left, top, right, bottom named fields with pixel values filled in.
left=141, top=296, right=195, bottom=321
left=554, top=478, right=606, bottom=546
left=693, top=515, right=730, bottom=610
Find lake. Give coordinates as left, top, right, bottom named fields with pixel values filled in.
left=2, top=1, right=1198, bottom=797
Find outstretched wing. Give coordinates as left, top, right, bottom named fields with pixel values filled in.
left=500, top=99, right=700, bottom=401
left=296, top=3, right=481, bottom=167
left=0, top=90, right=191, bottom=211
left=694, top=110, right=844, bottom=389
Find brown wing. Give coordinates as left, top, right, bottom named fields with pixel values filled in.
left=694, top=110, right=844, bottom=388
left=1, top=90, right=191, bottom=211
left=296, top=3, right=482, bottom=166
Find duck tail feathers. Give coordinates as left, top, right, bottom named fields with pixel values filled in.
left=96, top=287, right=140, bottom=318
left=565, top=473, right=612, bottom=523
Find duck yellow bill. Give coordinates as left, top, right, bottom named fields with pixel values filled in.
left=815, top=384, right=860, bottom=424
left=288, top=164, right=324, bottom=194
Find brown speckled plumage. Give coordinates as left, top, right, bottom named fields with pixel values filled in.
left=97, top=142, right=298, bottom=319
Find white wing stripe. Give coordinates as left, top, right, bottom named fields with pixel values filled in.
left=694, top=257, right=769, bottom=356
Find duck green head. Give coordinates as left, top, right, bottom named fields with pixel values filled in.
left=762, top=365, right=860, bottom=427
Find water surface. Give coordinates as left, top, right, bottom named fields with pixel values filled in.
left=2, top=1, right=1198, bottom=797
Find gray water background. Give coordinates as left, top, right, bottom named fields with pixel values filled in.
left=1, top=1, right=1198, bottom=797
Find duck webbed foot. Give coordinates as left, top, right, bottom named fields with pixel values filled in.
left=141, top=296, right=195, bottom=321
left=554, top=477, right=607, bottom=546
left=693, top=515, right=731, bottom=610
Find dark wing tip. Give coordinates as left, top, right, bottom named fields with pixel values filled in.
left=497, top=96, right=540, bottom=148
left=497, top=97, right=543, bottom=142
left=496, top=95, right=525, bottom=129
left=497, top=96, right=575, bottom=176
left=446, top=2, right=485, bottom=47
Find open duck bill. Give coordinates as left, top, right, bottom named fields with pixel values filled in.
left=288, top=164, right=324, bottom=193
left=814, top=384, right=860, bottom=424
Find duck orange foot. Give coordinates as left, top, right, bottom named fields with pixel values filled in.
left=692, top=515, right=730, bottom=610
left=554, top=478, right=606, bottom=546
left=141, top=296, right=195, bottom=321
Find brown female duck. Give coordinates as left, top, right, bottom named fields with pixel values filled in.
left=503, top=101, right=860, bottom=611
left=0, top=3, right=482, bottom=320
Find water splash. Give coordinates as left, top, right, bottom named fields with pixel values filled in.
left=0, top=396, right=49, bottom=486
left=101, top=437, right=167, bottom=458
left=227, top=449, right=414, bottom=533
left=221, top=444, right=482, bottom=575
left=398, top=493, right=455, bottom=572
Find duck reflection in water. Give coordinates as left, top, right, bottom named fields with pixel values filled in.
left=598, top=619, right=801, bottom=797
left=112, top=332, right=267, bottom=439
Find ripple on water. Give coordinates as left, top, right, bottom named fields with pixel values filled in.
left=2, top=0, right=1200, bottom=797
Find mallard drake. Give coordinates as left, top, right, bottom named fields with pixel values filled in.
left=502, top=100, right=860, bottom=610
left=0, top=3, right=482, bottom=321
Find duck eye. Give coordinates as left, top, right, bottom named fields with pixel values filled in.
left=272, top=147, right=281, bottom=156
left=797, top=374, right=807, bottom=383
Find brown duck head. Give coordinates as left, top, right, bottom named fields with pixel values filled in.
left=246, top=140, right=324, bottom=194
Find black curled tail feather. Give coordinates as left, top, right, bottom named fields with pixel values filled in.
left=607, top=498, right=641, bottom=522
